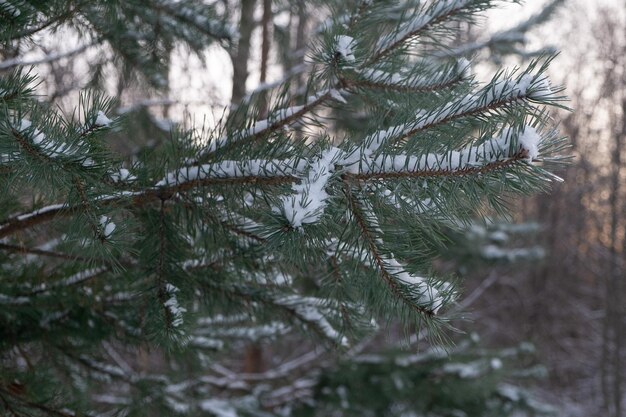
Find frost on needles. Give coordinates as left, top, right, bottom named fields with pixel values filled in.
left=0, top=0, right=567, bottom=416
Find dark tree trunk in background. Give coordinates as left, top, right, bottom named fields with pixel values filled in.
left=258, top=0, right=272, bottom=117
left=230, top=0, right=256, bottom=105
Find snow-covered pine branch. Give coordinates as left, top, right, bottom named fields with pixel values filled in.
left=0, top=1, right=567, bottom=416
left=192, top=88, right=346, bottom=161
left=344, top=195, right=453, bottom=317
left=273, top=295, right=349, bottom=347
left=370, top=0, right=490, bottom=63
left=0, top=42, right=96, bottom=71
left=346, top=125, right=542, bottom=178
left=349, top=61, right=468, bottom=93
left=157, top=158, right=307, bottom=187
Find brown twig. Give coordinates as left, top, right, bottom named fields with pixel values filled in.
left=342, top=179, right=435, bottom=317
left=0, top=242, right=91, bottom=262
left=10, top=129, right=50, bottom=163
left=0, top=174, right=298, bottom=239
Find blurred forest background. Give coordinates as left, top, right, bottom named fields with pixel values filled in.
left=2, top=0, right=625, bottom=415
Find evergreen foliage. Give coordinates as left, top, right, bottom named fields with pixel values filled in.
left=0, top=0, right=566, bottom=416
left=297, top=336, right=553, bottom=417
left=443, top=220, right=545, bottom=268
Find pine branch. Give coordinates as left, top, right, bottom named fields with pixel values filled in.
left=384, top=75, right=548, bottom=146
left=346, top=151, right=528, bottom=181
left=272, top=295, right=349, bottom=347
left=73, top=176, right=102, bottom=240
left=192, top=90, right=336, bottom=163
left=0, top=386, right=75, bottom=417
left=157, top=199, right=172, bottom=328
left=0, top=172, right=298, bottom=239
left=343, top=69, right=464, bottom=94
left=219, top=350, right=323, bottom=382
left=22, top=267, right=108, bottom=297
left=0, top=204, right=80, bottom=239
left=0, top=43, right=96, bottom=72
left=222, top=223, right=267, bottom=244
left=436, top=0, right=565, bottom=59
left=190, top=2, right=485, bottom=166
left=149, top=2, right=236, bottom=44
left=0, top=242, right=90, bottom=262
left=0, top=1, right=567, bottom=415
left=10, top=127, right=51, bottom=164
left=347, top=0, right=371, bottom=31
left=214, top=283, right=347, bottom=346
left=6, top=4, right=80, bottom=41
left=342, top=181, right=440, bottom=318
left=367, top=0, right=485, bottom=65
left=262, top=377, right=317, bottom=408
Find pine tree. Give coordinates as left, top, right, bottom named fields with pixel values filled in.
left=299, top=219, right=554, bottom=417
left=296, top=335, right=554, bottom=417
left=0, top=1, right=567, bottom=416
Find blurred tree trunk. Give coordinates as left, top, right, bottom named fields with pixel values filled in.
left=294, top=0, right=307, bottom=80
left=242, top=0, right=273, bottom=375
left=598, top=8, right=626, bottom=416
left=293, top=1, right=307, bottom=139
left=603, top=91, right=623, bottom=417
left=230, top=0, right=256, bottom=105
left=258, top=0, right=272, bottom=117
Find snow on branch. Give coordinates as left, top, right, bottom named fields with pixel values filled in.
left=195, top=321, right=289, bottom=342
left=442, top=358, right=500, bottom=378
left=383, top=256, right=448, bottom=314
left=277, top=147, right=342, bottom=228
left=346, top=195, right=450, bottom=316
left=335, top=35, right=356, bottom=63
left=0, top=0, right=21, bottom=18
left=198, top=399, right=240, bottom=416
left=0, top=42, right=95, bottom=71
left=4, top=126, right=539, bottom=241
left=273, top=295, right=348, bottom=346
left=350, top=61, right=466, bottom=93
left=480, top=244, right=545, bottom=262
left=11, top=119, right=93, bottom=166
left=164, top=283, right=186, bottom=328
left=1, top=123, right=542, bottom=241
left=354, top=125, right=541, bottom=176
left=12, top=203, right=67, bottom=223
left=194, top=89, right=345, bottom=161
left=156, top=158, right=307, bottom=187
left=363, top=202, right=451, bottom=315
left=419, top=67, right=549, bottom=133
left=98, top=215, right=116, bottom=239
left=0, top=293, right=30, bottom=305
left=188, top=336, right=224, bottom=350
left=0, top=192, right=148, bottom=240
left=76, top=355, right=132, bottom=382
left=262, top=377, right=318, bottom=408
left=372, top=0, right=474, bottom=61
left=110, top=168, right=136, bottom=183
left=29, top=267, right=108, bottom=295
left=94, top=110, right=114, bottom=127
left=342, top=70, right=548, bottom=168
left=240, top=64, right=308, bottom=105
